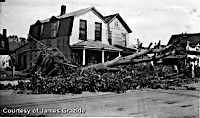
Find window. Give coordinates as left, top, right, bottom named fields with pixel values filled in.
left=95, top=22, right=102, bottom=41
left=108, top=31, right=112, bottom=45
left=123, top=40, right=127, bottom=46
left=114, top=21, right=119, bottom=28
left=51, top=21, right=57, bottom=37
left=79, top=20, right=87, bottom=40
left=122, top=33, right=127, bottom=46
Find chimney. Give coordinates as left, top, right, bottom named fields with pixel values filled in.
left=3, top=29, right=7, bottom=37
left=60, top=5, right=66, bottom=16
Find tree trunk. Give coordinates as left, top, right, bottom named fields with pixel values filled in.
left=81, top=45, right=172, bottom=73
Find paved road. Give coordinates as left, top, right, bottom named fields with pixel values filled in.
left=0, top=88, right=199, bottom=117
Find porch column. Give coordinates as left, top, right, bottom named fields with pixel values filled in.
left=192, top=61, right=195, bottom=78
left=82, top=49, right=86, bottom=66
left=118, top=52, right=121, bottom=57
left=102, top=50, right=105, bottom=63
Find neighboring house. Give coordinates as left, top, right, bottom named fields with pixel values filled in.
left=15, top=5, right=132, bottom=70
left=167, top=33, right=200, bottom=67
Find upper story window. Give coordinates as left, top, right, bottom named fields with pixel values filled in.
left=51, top=21, right=57, bottom=38
left=95, top=22, right=102, bottom=41
left=114, top=21, right=119, bottom=28
left=79, top=20, right=87, bottom=40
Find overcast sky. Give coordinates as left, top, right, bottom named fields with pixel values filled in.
left=0, top=0, right=200, bottom=46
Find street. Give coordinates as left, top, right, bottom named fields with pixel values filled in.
left=0, top=84, right=199, bottom=117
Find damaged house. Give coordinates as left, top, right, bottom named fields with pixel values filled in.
left=15, top=5, right=132, bottom=70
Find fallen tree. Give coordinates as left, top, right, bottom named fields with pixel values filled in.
left=24, top=35, right=182, bottom=77
left=26, top=34, right=182, bottom=76
left=80, top=35, right=185, bottom=73
left=81, top=45, right=173, bottom=73
left=12, top=35, right=199, bottom=94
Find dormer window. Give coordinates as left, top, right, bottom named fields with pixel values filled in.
left=51, top=21, right=57, bottom=37
left=79, top=20, right=87, bottom=40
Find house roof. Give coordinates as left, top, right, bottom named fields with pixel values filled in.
left=103, top=13, right=132, bottom=33
left=167, top=33, right=200, bottom=45
left=39, top=7, right=105, bottom=24
left=38, top=7, right=132, bottom=33
left=114, top=44, right=137, bottom=52
left=103, top=13, right=118, bottom=23
left=71, top=40, right=122, bottom=51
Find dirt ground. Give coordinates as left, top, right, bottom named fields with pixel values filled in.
left=0, top=82, right=199, bottom=117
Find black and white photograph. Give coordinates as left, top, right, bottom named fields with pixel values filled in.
left=0, top=0, right=200, bottom=117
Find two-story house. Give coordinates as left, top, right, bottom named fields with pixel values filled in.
left=15, top=5, right=132, bottom=70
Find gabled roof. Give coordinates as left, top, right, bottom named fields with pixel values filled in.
left=39, top=7, right=105, bottom=24
left=103, top=13, right=118, bottom=23
left=103, top=13, right=132, bottom=33
left=167, top=33, right=200, bottom=45
left=72, top=40, right=122, bottom=51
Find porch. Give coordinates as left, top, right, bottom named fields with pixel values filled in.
left=71, top=40, right=122, bottom=66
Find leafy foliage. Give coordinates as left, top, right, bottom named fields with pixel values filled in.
left=16, top=45, right=198, bottom=94
left=4, top=61, right=198, bottom=94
